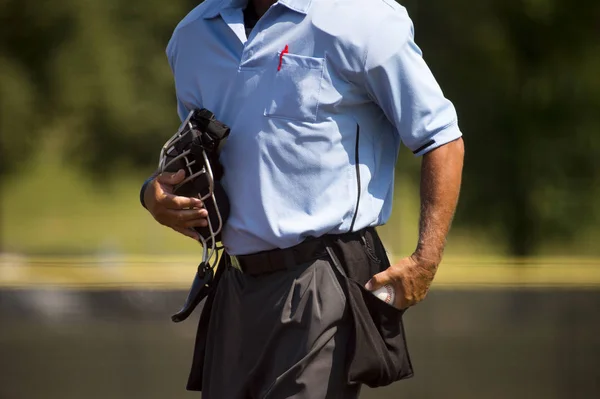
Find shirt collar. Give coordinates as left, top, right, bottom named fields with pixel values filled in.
left=200, top=0, right=313, bottom=19
left=277, top=0, right=313, bottom=14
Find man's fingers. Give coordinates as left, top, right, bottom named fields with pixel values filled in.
left=154, top=209, right=207, bottom=227
left=151, top=170, right=202, bottom=210
left=162, top=193, right=203, bottom=210
left=156, top=169, right=186, bottom=185
left=165, top=208, right=208, bottom=222
left=152, top=206, right=208, bottom=232
left=183, top=218, right=209, bottom=228
left=365, top=271, right=390, bottom=291
left=172, top=226, right=200, bottom=241
left=146, top=170, right=207, bottom=241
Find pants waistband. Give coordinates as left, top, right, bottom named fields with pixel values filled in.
left=229, top=229, right=370, bottom=275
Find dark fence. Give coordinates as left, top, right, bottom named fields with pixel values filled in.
left=1, top=288, right=598, bottom=399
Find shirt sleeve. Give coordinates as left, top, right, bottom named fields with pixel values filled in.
left=166, top=32, right=192, bottom=123
left=362, top=9, right=462, bottom=156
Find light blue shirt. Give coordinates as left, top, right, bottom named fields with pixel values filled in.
left=167, top=0, right=462, bottom=255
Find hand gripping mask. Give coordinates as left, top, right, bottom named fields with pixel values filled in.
left=158, top=109, right=230, bottom=322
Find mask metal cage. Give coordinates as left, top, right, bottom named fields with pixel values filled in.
left=158, top=109, right=226, bottom=274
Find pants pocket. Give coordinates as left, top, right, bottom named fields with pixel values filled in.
left=343, top=278, right=414, bottom=387
left=325, top=234, right=414, bottom=389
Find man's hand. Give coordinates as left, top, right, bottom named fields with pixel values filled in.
left=143, top=169, right=209, bottom=240
left=365, top=253, right=439, bottom=309
left=366, top=137, right=464, bottom=309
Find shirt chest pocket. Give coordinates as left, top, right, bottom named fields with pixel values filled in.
left=263, top=53, right=325, bottom=123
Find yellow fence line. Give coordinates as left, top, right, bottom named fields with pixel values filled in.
left=0, top=255, right=599, bottom=289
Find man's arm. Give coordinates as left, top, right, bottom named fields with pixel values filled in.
left=366, top=137, right=464, bottom=309
left=414, top=137, right=464, bottom=265
left=358, top=7, right=465, bottom=308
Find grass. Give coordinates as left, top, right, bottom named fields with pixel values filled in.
left=1, top=253, right=599, bottom=288
left=2, top=144, right=599, bottom=283
left=1, top=151, right=200, bottom=256
left=0, top=148, right=502, bottom=257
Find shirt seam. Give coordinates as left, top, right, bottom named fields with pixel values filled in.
left=360, top=13, right=412, bottom=95
left=433, top=119, right=459, bottom=135
left=313, top=55, right=325, bottom=119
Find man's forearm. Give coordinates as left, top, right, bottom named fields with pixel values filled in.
left=414, top=138, right=464, bottom=264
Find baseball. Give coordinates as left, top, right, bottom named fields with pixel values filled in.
left=371, top=284, right=395, bottom=305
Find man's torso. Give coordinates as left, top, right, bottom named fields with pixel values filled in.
left=168, top=0, right=421, bottom=254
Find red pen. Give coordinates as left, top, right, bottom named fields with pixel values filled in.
left=278, top=45, right=289, bottom=71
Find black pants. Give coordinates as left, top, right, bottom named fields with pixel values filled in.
left=187, top=228, right=413, bottom=398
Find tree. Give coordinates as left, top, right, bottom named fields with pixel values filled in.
left=401, top=0, right=600, bottom=256
left=0, top=0, right=199, bottom=178
left=1, top=0, right=599, bottom=256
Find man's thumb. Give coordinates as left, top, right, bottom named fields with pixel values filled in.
left=365, top=272, right=387, bottom=292
left=157, top=169, right=185, bottom=184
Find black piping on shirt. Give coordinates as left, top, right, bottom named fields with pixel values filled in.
left=349, top=124, right=361, bottom=232
left=413, top=139, right=436, bottom=154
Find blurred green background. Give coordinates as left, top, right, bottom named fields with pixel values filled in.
left=1, top=0, right=599, bottom=398
left=2, top=0, right=600, bottom=257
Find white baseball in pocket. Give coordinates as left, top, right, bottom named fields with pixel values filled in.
left=370, top=284, right=395, bottom=305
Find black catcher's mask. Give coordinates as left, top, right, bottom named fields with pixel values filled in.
left=158, top=109, right=231, bottom=323
left=159, top=108, right=230, bottom=250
